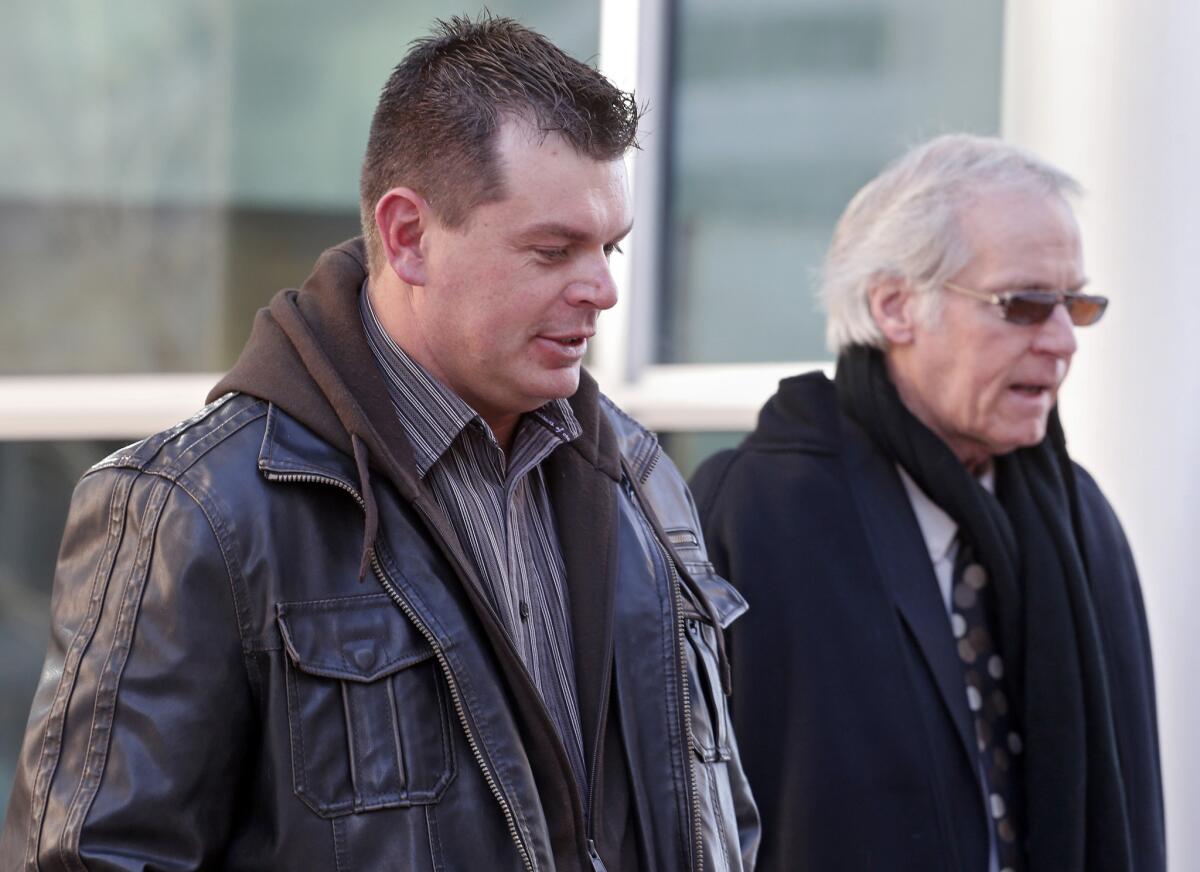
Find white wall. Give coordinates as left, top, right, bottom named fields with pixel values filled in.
left=1005, top=2, right=1200, bottom=866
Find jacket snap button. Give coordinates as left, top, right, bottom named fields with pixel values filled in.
left=352, top=646, right=376, bottom=670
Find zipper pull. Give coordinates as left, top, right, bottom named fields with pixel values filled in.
left=587, top=839, right=609, bottom=872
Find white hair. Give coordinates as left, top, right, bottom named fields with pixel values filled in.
left=819, top=133, right=1083, bottom=353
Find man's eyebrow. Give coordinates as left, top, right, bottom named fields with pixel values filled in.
left=991, top=275, right=1090, bottom=291
left=516, top=221, right=634, bottom=243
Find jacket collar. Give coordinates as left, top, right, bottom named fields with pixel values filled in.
left=257, top=402, right=362, bottom=488
left=255, top=379, right=621, bottom=495
left=744, top=371, right=844, bottom=455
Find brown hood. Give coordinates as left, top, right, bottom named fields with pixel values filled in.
left=209, top=239, right=421, bottom=495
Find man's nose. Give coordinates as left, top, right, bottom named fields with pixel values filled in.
left=567, top=254, right=619, bottom=310
left=1034, top=302, right=1078, bottom=358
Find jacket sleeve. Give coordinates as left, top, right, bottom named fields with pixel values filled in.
left=0, top=465, right=256, bottom=871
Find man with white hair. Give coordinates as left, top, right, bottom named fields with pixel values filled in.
left=691, top=134, right=1165, bottom=872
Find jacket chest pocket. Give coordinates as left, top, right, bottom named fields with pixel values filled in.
left=277, top=594, right=456, bottom=818
left=684, top=614, right=732, bottom=762
left=679, top=568, right=749, bottom=872
left=666, top=528, right=746, bottom=761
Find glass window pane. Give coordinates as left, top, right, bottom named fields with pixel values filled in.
left=660, top=430, right=747, bottom=481
left=0, top=3, right=598, bottom=375
left=0, top=440, right=128, bottom=822
left=659, top=0, right=1004, bottom=364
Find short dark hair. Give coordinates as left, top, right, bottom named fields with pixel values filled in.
left=360, top=14, right=641, bottom=275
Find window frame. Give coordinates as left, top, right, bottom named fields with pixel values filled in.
left=592, top=0, right=820, bottom=432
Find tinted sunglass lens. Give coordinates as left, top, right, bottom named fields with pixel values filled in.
left=1065, top=295, right=1108, bottom=326
left=1004, top=292, right=1109, bottom=326
left=1003, top=294, right=1055, bottom=325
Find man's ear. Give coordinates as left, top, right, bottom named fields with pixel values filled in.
left=375, top=187, right=431, bottom=287
left=868, top=274, right=920, bottom=345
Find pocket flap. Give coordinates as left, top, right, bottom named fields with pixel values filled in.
left=689, top=567, right=749, bottom=629
left=277, top=593, right=434, bottom=682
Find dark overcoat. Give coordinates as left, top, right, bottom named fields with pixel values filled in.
left=691, top=372, right=1165, bottom=872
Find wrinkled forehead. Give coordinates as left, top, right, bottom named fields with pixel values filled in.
left=954, top=185, right=1085, bottom=288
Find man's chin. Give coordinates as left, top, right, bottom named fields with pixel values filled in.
left=538, top=366, right=583, bottom=400
left=510, top=368, right=582, bottom=412
left=993, top=419, right=1050, bottom=456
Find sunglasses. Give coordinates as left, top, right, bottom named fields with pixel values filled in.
left=943, top=281, right=1108, bottom=327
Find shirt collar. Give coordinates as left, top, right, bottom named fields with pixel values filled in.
left=359, top=284, right=581, bottom=477
left=896, top=464, right=996, bottom=566
left=896, top=465, right=959, bottom=566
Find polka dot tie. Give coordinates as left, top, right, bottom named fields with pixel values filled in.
left=952, top=541, right=1025, bottom=872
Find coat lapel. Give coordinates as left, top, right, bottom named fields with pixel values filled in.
left=841, top=416, right=979, bottom=776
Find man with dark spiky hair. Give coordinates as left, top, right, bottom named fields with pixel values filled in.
left=1, top=16, right=758, bottom=871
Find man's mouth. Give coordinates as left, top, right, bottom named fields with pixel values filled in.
left=540, top=331, right=593, bottom=347
left=534, top=331, right=593, bottom=362
left=1009, top=383, right=1051, bottom=398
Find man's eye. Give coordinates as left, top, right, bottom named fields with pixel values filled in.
left=536, top=248, right=569, bottom=262
left=604, top=242, right=624, bottom=259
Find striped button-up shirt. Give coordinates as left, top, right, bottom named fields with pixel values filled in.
left=360, top=287, right=588, bottom=793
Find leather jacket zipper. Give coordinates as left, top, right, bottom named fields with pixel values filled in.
left=371, top=553, right=536, bottom=872
left=263, top=470, right=537, bottom=872
left=587, top=839, right=607, bottom=871
left=638, top=444, right=663, bottom=483
left=667, top=552, right=705, bottom=872
left=621, top=473, right=704, bottom=871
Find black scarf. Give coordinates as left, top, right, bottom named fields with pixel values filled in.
left=835, top=345, right=1133, bottom=872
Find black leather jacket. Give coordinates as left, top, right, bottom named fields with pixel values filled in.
left=1, top=244, right=758, bottom=872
